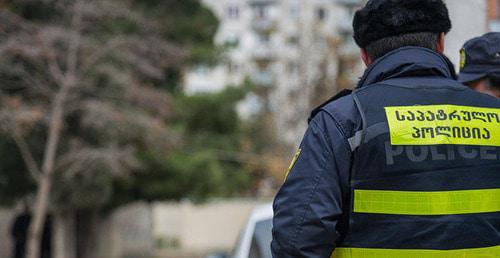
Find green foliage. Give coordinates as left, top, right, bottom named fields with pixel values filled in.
left=131, top=0, right=222, bottom=92
left=134, top=0, right=220, bottom=65
left=109, top=86, right=254, bottom=206
left=52, top=169, right=113, bottom=210
left=6, top=0, right=61, bottom=22
left=138, top=150, right=250, bottom=202
left=135, top=0, right=218, bottom=46
left=0, top=0, right=230, bottom=208
left=0, top=139, right=35, bottom=206
left=0, top=125, right=47, bottom=206
left=0, top=0, right=257, bottom=210
left=179, top=87, right=246, bottom=136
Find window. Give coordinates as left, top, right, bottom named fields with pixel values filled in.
left=316, top=36, right=327, bottom=49
left=225, top=35, right=240, bottom=47
left=258, top=33, right=271, bottom=44
left=194, top=65, right=210, bottom=75
left=255, top=5, right=268, bottom=19
left=288, top=62, right=300, bottom=74
left=227, top=61, right=240, bottom=74
left=289, top=5, right=300, bottom=19
left=287, top=35, right=299, bottom=46
left=316, top=7, right=327, bottom=21
left=227, top=5, right=240, bottom=19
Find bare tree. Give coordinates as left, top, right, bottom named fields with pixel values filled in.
left=0, top=1, right=185, bottom=257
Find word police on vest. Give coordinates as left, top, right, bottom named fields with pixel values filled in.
left=385, top=141, right=498, bottom=165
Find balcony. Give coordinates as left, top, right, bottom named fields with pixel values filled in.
left=251, top=44, right=276, bottom=61
left=252, top=19, right=277, bottom=33
left=249, top=0, right=277, bottom=32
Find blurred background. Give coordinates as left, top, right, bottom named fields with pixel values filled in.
left=0, top=0, right=498, bottom=258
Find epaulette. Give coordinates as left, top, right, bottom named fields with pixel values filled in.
left=308, top=89, right=353, bottom=124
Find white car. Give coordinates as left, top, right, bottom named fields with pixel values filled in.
left=206, top=202, right=273, bottom=258
left=233, top=203, right=273, bottom=258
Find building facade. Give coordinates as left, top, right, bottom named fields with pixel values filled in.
left=443, top=0, right=488, bottom=67
left=186, top=0, right=493, bottom=147
left=488, top=0, right=500, bottom=31
left=185, top=0, right=359, bottom=147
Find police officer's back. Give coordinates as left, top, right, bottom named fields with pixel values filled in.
left=272, top=0, right=500, bottom=257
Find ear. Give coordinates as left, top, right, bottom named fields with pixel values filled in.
left=436, top=32, right=445, bottom=53
left=466, top=79, right=488, bottom=92
left=360, top=48, right=372, bottom=66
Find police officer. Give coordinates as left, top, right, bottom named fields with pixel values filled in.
left=272, top=0, right=500, bottom=257
left=458, top=32, right=500, bottom=98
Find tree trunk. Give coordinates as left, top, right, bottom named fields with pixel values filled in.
left=26, top=173, right=51, bottom=258
left=26, top=87, right=69, bottom=258
left=24, top=0, right=82, bottom=254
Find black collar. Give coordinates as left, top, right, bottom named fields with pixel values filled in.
left=357, top=47, right=457, bottom=89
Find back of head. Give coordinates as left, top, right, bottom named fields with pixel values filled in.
left=353, top=0, right=452, bottom=61
left=458, top=32, right=500, bottom=85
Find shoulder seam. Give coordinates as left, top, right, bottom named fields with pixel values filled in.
left=292, top=113, right=351, bottom=248
left=314, top=110, right=352, bottom=154
left=291, top=122, right=331, bottom=251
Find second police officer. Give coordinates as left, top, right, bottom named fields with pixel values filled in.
left=459, top=32, right=500, bottom=98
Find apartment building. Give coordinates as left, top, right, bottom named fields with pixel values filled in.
left=185, top=0, right=359, bottom=147
left=187, top=0, right=492, bottom=147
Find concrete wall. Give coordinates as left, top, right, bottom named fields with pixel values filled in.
left=0, top=203, right=153, bottom=258
left=444, top=0, right=488, bottom=68
left=153, top=199, right=270, bottom=253
left=94, top=203, right=154, bottom=258
left=1, top=200, right=266, bottom=258
left=0, top=209, right=15, bottom=258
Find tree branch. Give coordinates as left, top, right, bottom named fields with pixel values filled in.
left=45, top=48, right=66, bottom=87
left=6, top=63, right=55, bottom=97
left=65, top=0, right=84, bottom=81
left=80, top=36, right=127, bottom=74
left=12, top=132, right=41, bottom=182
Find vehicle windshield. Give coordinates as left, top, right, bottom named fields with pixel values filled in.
left=248, top=218, right=272, bottom=258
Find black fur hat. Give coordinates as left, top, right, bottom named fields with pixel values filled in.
left=353, top=0, right=452, bottom=48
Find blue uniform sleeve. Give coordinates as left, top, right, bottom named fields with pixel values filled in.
left=271, top=111, right=352, bottom=258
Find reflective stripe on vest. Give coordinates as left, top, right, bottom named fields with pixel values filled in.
left=331, top=245, right=500, bottom=258
left=354, top=188, right=500, bottom=215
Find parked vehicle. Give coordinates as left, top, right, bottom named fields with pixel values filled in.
left=206, top=203, right=273, bottom=258
left=234, top=203, right=273, bottom=258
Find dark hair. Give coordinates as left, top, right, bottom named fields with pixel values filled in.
left=489, top=75, right=500, bottom=89
left=365, top=32, right=439, bottom=61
